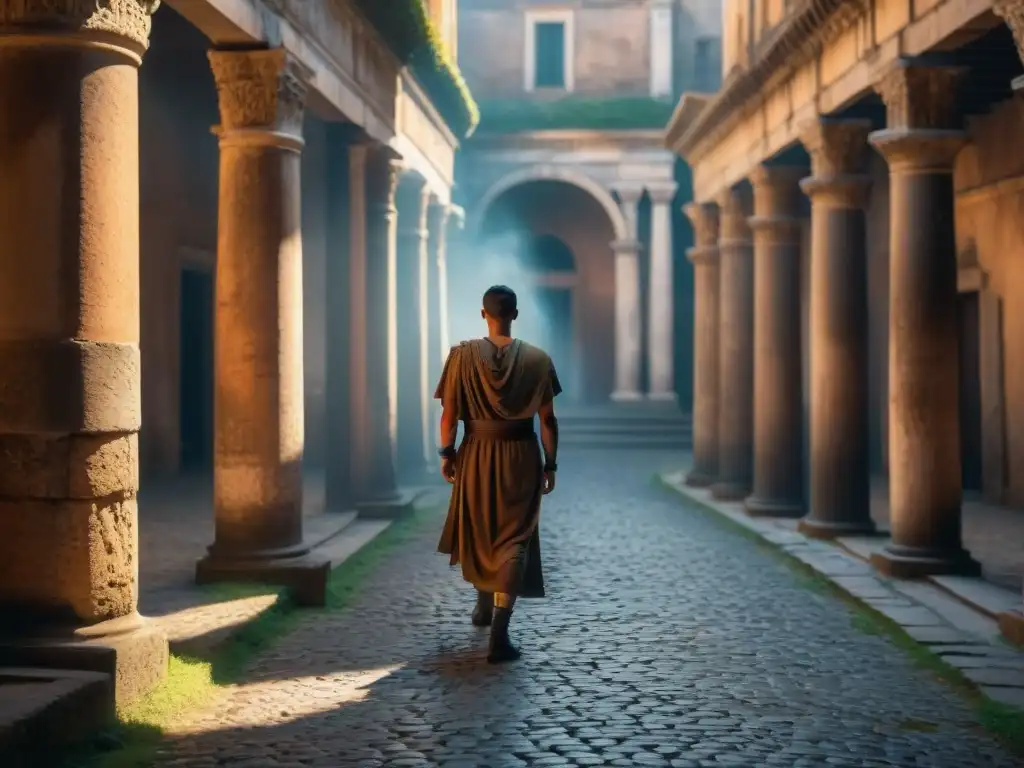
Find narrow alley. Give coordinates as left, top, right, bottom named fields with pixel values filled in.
left=154, top=453, right=1017, bottom=768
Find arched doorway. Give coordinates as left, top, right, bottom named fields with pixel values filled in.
left=452, top=173, right=621, bottom=403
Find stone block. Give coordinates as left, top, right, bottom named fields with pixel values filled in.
left=356, top=489, right=421, bottom=520
left=0, top=614, right=167, bottom=705
left=0, top=667, right=113, bottom=768
left=961, top=667, right=1024, bottom=688
left=196, top=553, right=331, bottom=608
left=902, top=625, right=973, bottom=645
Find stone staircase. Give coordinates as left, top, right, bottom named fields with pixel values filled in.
left=555, top=402, right=693, bottom=451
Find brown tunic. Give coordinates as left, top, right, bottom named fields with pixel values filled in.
left=434, top=338, right=562, bottom=597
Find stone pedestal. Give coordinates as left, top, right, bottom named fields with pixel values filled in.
left=357, top=146, right=416, bottom=519
left=647, top=183, right=677, bottom=401
left=0, top=1, right=167, bottom=703
left=684, top=203, right=720, bottom=487
left=711, top=186, right=755, bottom=501
left=196, top=49, right=330, bottom=605
left=324, top=125, right=359, bottom=514
left=868, top=60, right=979, bottom=578
left=395, top=175, right=432, bottom=484
left=745, top=166, right=806, bottom=518
left=797, top=119, right=878, bottom=539
left=612, top=186, right=644, bottom=401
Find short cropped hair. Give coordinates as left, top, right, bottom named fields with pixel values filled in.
left=482, top=285, right=517, bottom=319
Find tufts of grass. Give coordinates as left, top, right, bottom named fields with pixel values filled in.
left=654, top=472, right=1024, bottom=757
left=66, top=504, right=440, bottom=768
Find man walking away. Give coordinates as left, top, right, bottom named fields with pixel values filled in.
left=434, top=285, right=561, bottom=663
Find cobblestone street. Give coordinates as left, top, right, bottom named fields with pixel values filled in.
left=157, top=452, right=1019, bottom=768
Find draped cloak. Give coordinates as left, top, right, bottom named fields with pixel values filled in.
left=434, top=338, right=562, bottom=597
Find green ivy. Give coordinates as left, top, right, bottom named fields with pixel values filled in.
left=474, top=96, right=677, bottom=133
left=353, top=0, right=479, bottom=139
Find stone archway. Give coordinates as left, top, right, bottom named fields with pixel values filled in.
left=455, top=171, right=622, bottom=403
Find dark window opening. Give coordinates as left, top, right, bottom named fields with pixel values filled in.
left=534, top=21, right=566, bottom=88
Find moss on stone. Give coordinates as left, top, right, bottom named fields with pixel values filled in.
left=353, top=0, right=479, bottom=138
left=474, top=96, right=677, bottom=133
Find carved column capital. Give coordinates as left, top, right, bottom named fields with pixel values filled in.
left=427, top=196, right=452, bottom=234
left=748, top=165, right=806, bottom=216
left=647, top=182, right=678, bottom=205
left=873, top=59, right=966, bottom=131
left=365, top=145, right=404, bottom=215
left=801, top=118, right=872, bottom=176
left=208, top=48, right=313, bottom=143
left=994, top=1, right=1024, bottom=68
left=716, top=186, right=753, bottom=243
left=0, top=0, right=159, bottom=55
left=684, top=202, right=720, bottom=249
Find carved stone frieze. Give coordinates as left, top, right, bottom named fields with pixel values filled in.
left=994, top=1, right=1024, bottom=66
left=208, top=48, right=313, bottom=137
left=684, top=202, right=719, bottom=249
left=0, top=0, right=159, bottom=49
left=874, top=61, right=966, bottom=131
left=800, top=118, right=872, bottom=177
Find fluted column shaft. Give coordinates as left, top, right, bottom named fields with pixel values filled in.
left=612, top=187, right=644, bottom=401
left=744, top=166, right=806, bottom=517
left=647, top=182, right=678, bottom=400
left=797, top=119, right=876, bottom=538
left=868, top=59, right=978, bottom=577
left=0, top=1, right=166, bottom=702
left=426, top=200, right=452, bottom=457
left=205, top=49, right=312, bottom=560
left=362, top=148, right=404, bottom=504
left=684, top=202, right=720, bottom=487
left=712, top=186, right=755, bottom=500
left=395, top=175, right=431, bottom=483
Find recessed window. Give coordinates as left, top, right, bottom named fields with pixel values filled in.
left=525, top=11, right=574, bottom=92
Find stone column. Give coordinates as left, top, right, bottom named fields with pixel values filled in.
left=994, top=0, right=1024, bottom=643
left=649, top=0, right=674, bottom=97
left=684, top=202, right=721, bottom=487
left=0, top=0, right=167, bottom=703
left=324, top=124, right=360, bottom=514
left=797, top=118, right=877, bottom=538
left=357, top=146, right=415, bottom=517
left=395, top=174, right=432, bottom=483
left=441, top=207, right=464, bottom=355
left=426, top=199, right=452, bottom=455
left=611, top=186, right=644, bottom=401
left=197, top=49, right=330, bottom=605
left=744, top=166, right=806, bottom=517
left=711, top=186, right=755, bottom=500
left=868, top=59, right=978, bottom=577
left=647, top=182, right=678, bottom=401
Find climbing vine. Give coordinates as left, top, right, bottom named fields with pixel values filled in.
left=353, top=0, right=479, bottom=139
left=473, top=96, right=678, bottom=133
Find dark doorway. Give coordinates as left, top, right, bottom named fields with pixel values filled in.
left=958, top=292, right=983, bottom=491
left=180, top=267, right=214, bottom=471
left=536, top=287, right=573, bottom=398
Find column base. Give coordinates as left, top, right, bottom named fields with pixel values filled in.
left=196, top=547, right=331, bottom=608
left=710, top=480, right=750, bottom=501
left=0, top=612, right=168, bottom=705
left=610, top=390, right=644, bottom=402
left=355, top=488, right=421, bottom=520
left=646, top=391, right=677, bottom=403
left=869, top=544, right=981, bottom=579
left=684, top=467, right=716, bottom=488
left=998, top=609, right=1024, bottom=646
left=743, top=495, right=804, bottom=519
left=797, top=516, right=878, bottom=540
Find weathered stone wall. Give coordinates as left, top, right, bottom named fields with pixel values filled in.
left=458, top=0, right=653, bottom=97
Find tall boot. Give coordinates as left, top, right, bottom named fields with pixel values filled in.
left=487, top=607, right=521, bottom=664
left=471, top=589, right=493, bottom=626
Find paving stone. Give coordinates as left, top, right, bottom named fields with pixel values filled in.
left=868, top=603, right=948, bottom=627
left=960, top=667, right=1024, bottom=688
left=137, top=454, right=1020, bottom=768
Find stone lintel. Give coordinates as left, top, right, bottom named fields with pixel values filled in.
left=873, top=58, right=967, bottom=132
left=800, top=118, right=873, bottom=177
left=209, top=47, right=314, bottom=142
left=0, top=0, right=158, bottom=56
left=684, top=201, right=720, bottom=247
